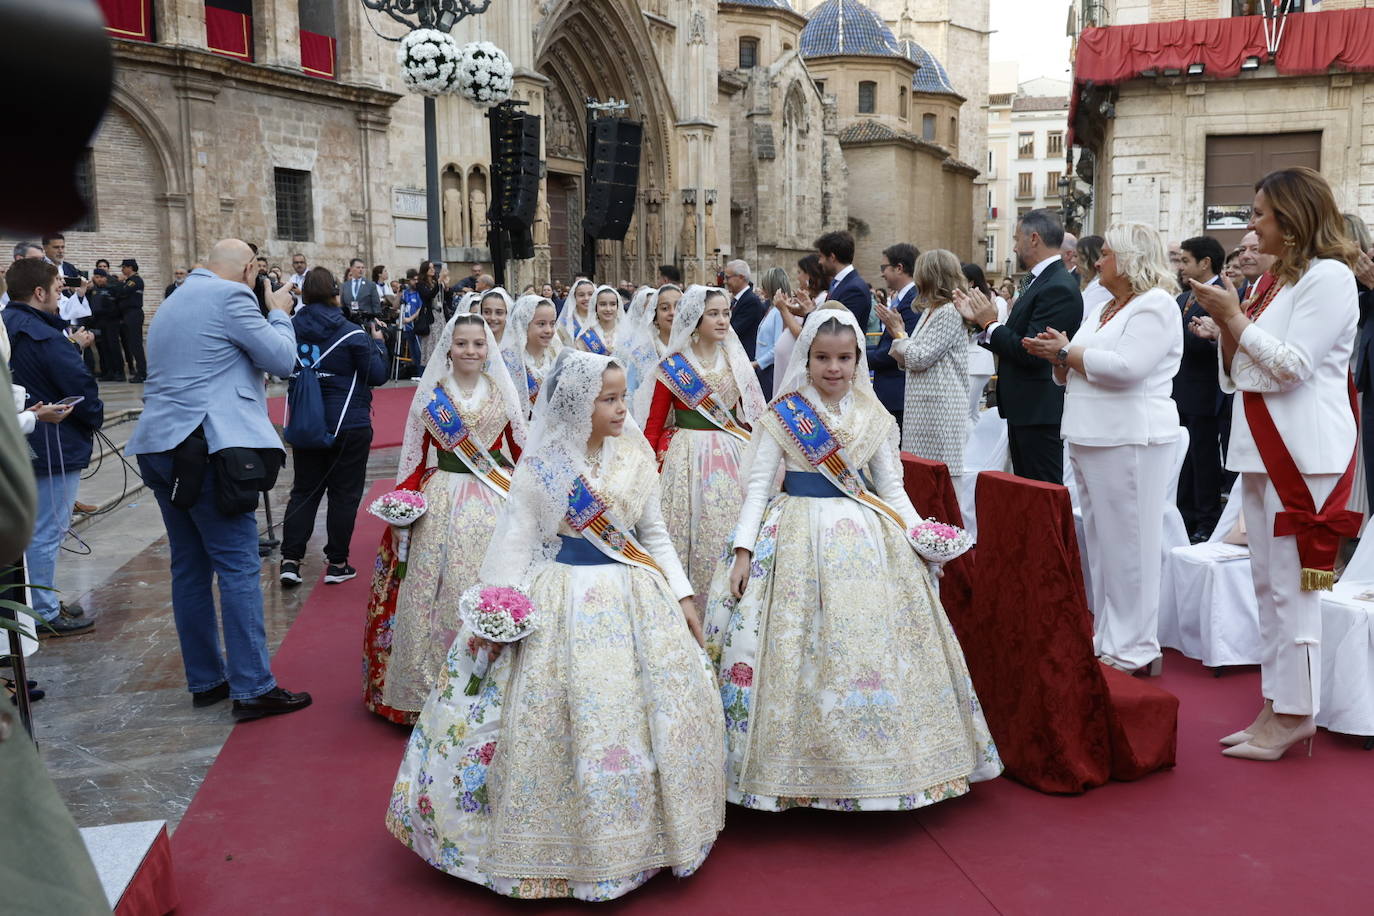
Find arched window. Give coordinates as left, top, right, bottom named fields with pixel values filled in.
left=899, top=87, right=908, bottom=119
left=739, top=37, right=759, bottom=69
left=921, top=113, right=936, bottom=141
left=858, top=80, right=877, bottom=114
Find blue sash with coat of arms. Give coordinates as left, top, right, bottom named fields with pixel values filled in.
left=657, top=352, right=750, bottom=442
left=564, top=475, right=663, bottom=575
left=422, top=384, right=512, bottom=498
left=577, top=326, right=610, bottom=355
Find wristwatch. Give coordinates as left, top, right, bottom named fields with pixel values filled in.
left=1055, top=347, right=1069, bottom=367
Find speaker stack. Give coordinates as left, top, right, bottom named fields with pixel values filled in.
left=488, top=105, right=542, bottom=261
left=582, top=118, right=642, bottom=241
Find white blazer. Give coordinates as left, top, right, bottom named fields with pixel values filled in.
left=1081, top=277, right=1113, bottom=324
left=1220, top=258, right=1357, bottom=475
left=1057, top=286, right=1183, bottom=447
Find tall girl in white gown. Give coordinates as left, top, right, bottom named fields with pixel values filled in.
left=388, top=351, right=725, bottom=901
left=619, top=283, right=682, bottom=423
left=502, top=294, right=562, bottom=420
left=363, top=314, right=527, bottom=724
left=643, top=285, right=767, bottom=613
left=555, top=277, right=596, bottom=346
left=705, top=309, right=1001, bottom=811
left=573, top=285, right=623, bottom=355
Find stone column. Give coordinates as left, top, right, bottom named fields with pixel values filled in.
left=254, top=0, right=301, bottom=70
left=155, top=0, right=205, bottom=50
left=171, top=72, right=222, bottom=258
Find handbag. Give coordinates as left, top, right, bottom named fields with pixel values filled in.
left=211, top=446, right=283, bottom=516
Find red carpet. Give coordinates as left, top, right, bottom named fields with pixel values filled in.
left=170, top=480, right=1374, bottom=914
left=266, top=385, right=413, bottom=450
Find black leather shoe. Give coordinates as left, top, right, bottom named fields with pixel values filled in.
left=232, top=687, right=312, bottom=721
left=39, top=615, right=95, bottom=638
left=192, top=682, right=231, bottom=708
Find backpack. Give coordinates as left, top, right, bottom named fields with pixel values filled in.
left=283, top=328, right=363, bottom=449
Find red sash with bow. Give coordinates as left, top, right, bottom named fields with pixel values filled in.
left=1242, top=377, right=1362, bottom=590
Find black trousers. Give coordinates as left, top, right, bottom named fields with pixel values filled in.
left=95, top=320, right=124, bottom=378
left=280, top=426, right=374, bottom=565
left=119, top=309, right=147, bottom=377
left=1007, top=423, right=1063, bottom=484
left=1178, top=412, right=1223, bottom=536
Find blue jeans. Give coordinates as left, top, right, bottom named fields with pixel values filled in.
left=25, top=470, right=81, bottom=622
left=138, top=452, right=276, bottom=700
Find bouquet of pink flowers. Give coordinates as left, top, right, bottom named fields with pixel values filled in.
left=368, top=489, right=427, bottom=579
left=458, top=584, right=538, bottom=694
left=908, top=518, right=973, bottom=564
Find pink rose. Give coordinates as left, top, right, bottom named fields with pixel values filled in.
left=417, top=795, right=433, bottom=815
left=729, top=662, right=753, bottom=687
left=477, top=742, right=496, bottom=765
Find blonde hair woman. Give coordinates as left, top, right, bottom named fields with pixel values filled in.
left=877, top=249, right=970, bottom=473
left=1190, top=167, right=1361, bottom=761
left=753, top=266, right=792, bottom=396
left=1023, top=222, right=1182, bottom=677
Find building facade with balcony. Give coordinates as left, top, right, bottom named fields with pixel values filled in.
left=985, top=79, right=1070, bottom=282
left=1070, top=0, right=1374, bottom=252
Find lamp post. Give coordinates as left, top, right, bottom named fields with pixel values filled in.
left=360, top=0, right=492, bottom=263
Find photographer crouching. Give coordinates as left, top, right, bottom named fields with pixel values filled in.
left=125, top=239, right=312, bottom=721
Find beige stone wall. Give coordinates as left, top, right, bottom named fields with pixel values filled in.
left=805, top=57, right=920, bottom=130
left=717, top=6, right=806, bottom=74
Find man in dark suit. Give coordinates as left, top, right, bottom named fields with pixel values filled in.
left=957, top=208, right=1082, bottom=483
left=1173, top=236, right=1228, bottom=540
left=109, top=257, right=147, bottom=382
left=723, top=258, right=765, bottom=359
left=868, top=242, right=920, bottom=428
left=1352, top=246, right=1374, bottom=499
left=340, top=258, right=381, bottom=322
left=815, top=230, right=871, bottom=330
left=164, top=266, right=188, bottom=299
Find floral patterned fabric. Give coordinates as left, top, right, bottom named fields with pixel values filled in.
left=705, top=391, right=1001, bottom=811
left=388, top=438, right=725, bottom=900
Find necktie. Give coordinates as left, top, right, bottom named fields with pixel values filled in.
left=1016, top=272, right=1033, bottom=297
left=352, top=279, right=360, bottom=298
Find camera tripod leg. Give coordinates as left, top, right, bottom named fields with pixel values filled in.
left=259, top=492, right=280, bottom=558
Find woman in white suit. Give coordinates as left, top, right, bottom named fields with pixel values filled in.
left=1190, top=167, right=1361, bottom=761
left=1020, top=222, right=1183, bottom=676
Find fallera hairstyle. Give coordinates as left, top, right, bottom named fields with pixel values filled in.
left=1076, top=234, right=1105, bottom=286
left=1180, top=236, right=1227, bottom=277
left=301, top=266, right=340, bottom=305
left=1102, top=222, right=1180, bottom=296
left=960, top=261, right=993, bottom=298
left=1017, top=208, right=1065, bottom=250
left=759, top=266, right=790, bottom=302
left=883, top=243, right=918, bottom=277
left=814, top=230, right=855, bottom=264
left=797, top=253, right=827, bottom=296
left=1256, top=167, right=1359, bottom=287
left=658, top=264, right=682, bottom=283
left=912, top=249, right=967, bottom=308
left=809, top=315, right=862, bottom=361
left=1343, top=212, right=1372, bottom=253
left=450, top=313, right=487, bottom=339
left=698, top=288, right=729, bottom=326
left=5, top=258, right=58, bottom=302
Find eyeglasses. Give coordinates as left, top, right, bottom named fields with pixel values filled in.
left=879, top=264, right=893, bottom=270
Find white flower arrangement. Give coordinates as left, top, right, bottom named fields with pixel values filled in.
left=908, top=518, right=974, bottom=564
left=396, top=29, right=462, bottom=96
left=455, top=40, right=514, bottom=108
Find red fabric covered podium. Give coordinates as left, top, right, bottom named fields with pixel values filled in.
left=900, top=453, right=973, bottom=626
left=962, top=471, right=1178, bottom=793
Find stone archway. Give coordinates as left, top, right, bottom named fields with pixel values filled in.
left=535, top=0, right=677, bottom=282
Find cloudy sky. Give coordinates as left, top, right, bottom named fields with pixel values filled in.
left=989, top=0, right=1074, bottom=84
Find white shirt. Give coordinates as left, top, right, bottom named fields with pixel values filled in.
left=288, top=271, right=308, bottom=308
left=1080, top=277, right=1113, bottom=323
left=980, top=255, right=1060, bottom=340
left=1055, top=286, right=1183, bottom=446
left=1220, top=258, right=1358, bottom=474
left=830, top=264, right=854, bottom=289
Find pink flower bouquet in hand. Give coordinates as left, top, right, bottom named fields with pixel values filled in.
left=368, top=489, right=428, bottom=578
left=458, top=585, right=538, bottom=695
left=908, top=518, right=973, bottom=565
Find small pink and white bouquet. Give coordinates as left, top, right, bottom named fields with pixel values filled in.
left=368, top=489, right=428, bottom=578
left=908, top=518, right=973, bottom=565
left=458, top=585, right=538, bottom=694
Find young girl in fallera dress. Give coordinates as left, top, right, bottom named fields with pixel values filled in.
left=643, top=285, right=767, bottom=614
left=477, top=288, right=512, bottom=347
left=555, top=277, right=596, bottom=346
left=573, top=285, right=623, bottom=355
left=502, top=294, right=562, bottom=419
left=387, top=350, right=725, bottom=901
left=705, top=309, right=1001, bottom=811
left=619, top=283, right=682, bottom=423
left=362, top=313, right=527, bottom=724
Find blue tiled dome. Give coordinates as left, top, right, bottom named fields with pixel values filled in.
left=721, top=0, right=795, bottom=8
left=897, top=38, right=961, bottom=97
left=801, top=0, right=903, bottom=59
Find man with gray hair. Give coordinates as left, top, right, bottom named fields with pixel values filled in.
left=1, top=242, right=43, bottom=306
left=722, top=258, right=765, bottom=359
left=1060, top=232, right=1079, bottom=278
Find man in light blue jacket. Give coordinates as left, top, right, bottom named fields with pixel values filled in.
left=126, top=239, right=312, bottom=721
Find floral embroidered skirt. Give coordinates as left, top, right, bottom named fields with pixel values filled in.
left=659, top=427, right=746, bottom=616
left=387, top=557, right=726, bottom=901
left=363, top=469, right=502, bottom=723
left=704, top=492, right=1002, bottom=812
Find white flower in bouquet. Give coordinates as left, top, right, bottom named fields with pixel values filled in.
left=459, top=584, right=539, bottom=694
left=908, top=518, right=974, bottom=564
left=367, top=489, right=428, bottom=527
left=455, top=40, right=514, bottom=108
left=397, top=29, right=463, bottom=96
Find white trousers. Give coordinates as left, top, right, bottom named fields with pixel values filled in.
left=1070, top=441, right=1173, bottom=670
left=1241, top=471, right=1336, bottom=716
left=967, top=375, right=991, bottom=425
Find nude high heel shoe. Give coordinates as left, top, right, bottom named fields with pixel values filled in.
left=1221, top=718, right=1317, bottom=761
left=1220, top=700, right=1275, bottom=747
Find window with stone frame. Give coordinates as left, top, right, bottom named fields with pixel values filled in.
left=71, top=148, right=98, bottom=232
left=739, top=37, right=759, bottom=69
left=899, top=87, right=908, bottom=119
left=1017, top=132, right=1034, bottom=158
left=922, top=113, right=936, bottom=141
left=858, top=81, right=877, bottom=114
left=1047, top=130, right=1064, bottom=156
left=815, top=79, right=826, bottom=97
left=1017, top=206, right=1033, bottom=219
left=985, top=235, right=996, bottom=267
left=1016, top=172, right=1034, bottom=199
left=274, top=168, right=314, bottom=242
left=1045, top=170, right=1061, bottom=197
left=1232, top=0, right=1301, bottom=13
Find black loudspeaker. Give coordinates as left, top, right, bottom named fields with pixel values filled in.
left=582, top=118, right=642, bottom=241
left=491, top=108, right=542, bottom=232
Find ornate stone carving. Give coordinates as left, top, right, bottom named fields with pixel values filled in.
left=546, top=90, right=580, bottom=159
left=645, top=197, right=663, bottom=266
left=534, top=190, right=550, bottom=247
left=703, top=192, right=718, bottom=258
left=443, top=187, right=465, bottom=247
left=469, top=189, right=488, bottom=247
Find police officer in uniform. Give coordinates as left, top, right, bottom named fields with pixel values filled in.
left=110, top=257, right=147, bottom=382
left=87, top=268, right=123, bottom=381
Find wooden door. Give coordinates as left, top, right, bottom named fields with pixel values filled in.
left=1204, top=132, right=1321, bottom=250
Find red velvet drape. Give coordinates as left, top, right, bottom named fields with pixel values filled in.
left=899, top=453, right=973, bottom=629
left=300, top=29, right=337, bottom=80
left=97, top=0, right=153, bottom=42
left=205, top=6, right=253, bottom=62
